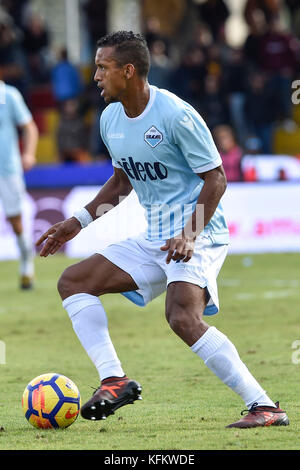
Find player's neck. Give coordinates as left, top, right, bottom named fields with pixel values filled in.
left=122, top=81, right=150, bottom=118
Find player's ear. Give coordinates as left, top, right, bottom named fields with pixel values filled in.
left=123, top=63, right=135, bottom=79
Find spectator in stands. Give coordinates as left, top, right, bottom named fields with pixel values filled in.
left=205, top=43, right=224, bottom=79
left=83, top=0, right=107, bottom=54
left=0, top=14, right=28, bottom=94
left=21, top=11, right=50, bottom=84
left=148, top=39, right=173, bottom=89
left=198, top=73, right=229, bottom=130
left=224, top=48, right=249, bottom=145
left=193, top=21, right=213, bottom=50
left=1, top=0, right=30, bottom=29
left=244, top=69, right=280, bottom=153
left=244, top=135, right=263, bottom=154
left=172, top=45, right=207, bottom=107
left=258, top=15, right=299, bottom=74
left=196, top=0, right=230, bottom=41
left=213, top=125, right=244, bottom=182
left=243, top=8, right=267, bottom=68
left=244, top=0, right=282, bottom=27
left=51, top=48, right=83, bottom=104
left=285, top=0, right=300, bottom=38
left=56, top=98, right=90, bottom=164
left=258, top=15, right=299, bottom=121
left=144, top=16, right=170, bottom=53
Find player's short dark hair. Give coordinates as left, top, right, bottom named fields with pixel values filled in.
left=97, top=31, right=150, bottom=78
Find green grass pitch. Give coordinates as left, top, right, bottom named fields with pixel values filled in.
left=0, top=252, right=300, bottom=450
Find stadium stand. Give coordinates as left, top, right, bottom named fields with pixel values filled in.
left=0, top=0, right=299, bottom=183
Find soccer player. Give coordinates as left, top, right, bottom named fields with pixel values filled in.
left=36, top=31, right=289, bottom=428
left=0, top=76, right=38, bottom=289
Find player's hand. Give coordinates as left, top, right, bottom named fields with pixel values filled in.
left=22, top=152, right=36, bottom=172
left=160, top=234, right=196, bottom=264
left=36, top=217, right=82, bottom=257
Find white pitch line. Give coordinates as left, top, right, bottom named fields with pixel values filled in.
left=235, top=289, right=297, bottom=301
left=262, top=290, right=295, bottom=299
left=235, top=293, right=255, bottom=300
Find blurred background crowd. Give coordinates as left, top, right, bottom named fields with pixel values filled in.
left=0, top=0, right=300, bottom=182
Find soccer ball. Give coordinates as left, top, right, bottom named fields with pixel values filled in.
left=22, top=373, right=81, bottom=429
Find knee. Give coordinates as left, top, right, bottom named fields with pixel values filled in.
left=165, top=299, right=207, bottom=339
left=57, top=266, right=77, bottom=300
left=165, top=302, right=189, bottom=336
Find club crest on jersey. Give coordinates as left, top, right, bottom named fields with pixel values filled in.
left=144, top=126, right=163, bottom=148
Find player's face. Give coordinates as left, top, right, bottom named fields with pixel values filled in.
left=94, top=47, right=127, bottom=103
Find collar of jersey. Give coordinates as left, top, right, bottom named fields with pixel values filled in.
left=121, top=85, right=156, bottom=122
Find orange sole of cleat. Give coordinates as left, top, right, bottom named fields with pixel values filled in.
left=81, top=382, right=142, bottom=421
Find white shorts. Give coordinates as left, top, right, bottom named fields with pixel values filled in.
left=0, top=174, right=25, bottom=217
left=98, top=234, right=228, bottom=316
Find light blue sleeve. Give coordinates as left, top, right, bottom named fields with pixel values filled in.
left=170, top=107, right=222, bottom=173
left=100, top=107, right=122, bottom=168
left=9, top=87, right=32, bottom=126
left=99, top=108, right=108, bottom=149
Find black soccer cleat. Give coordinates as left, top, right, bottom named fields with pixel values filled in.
left=80, top=376, right=142, bottom=421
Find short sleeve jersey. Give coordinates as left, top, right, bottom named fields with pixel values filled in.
left=100, top=85, right=229, bottom=244
left=0, top=82, right=32, bottom=176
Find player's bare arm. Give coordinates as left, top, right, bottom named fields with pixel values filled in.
left=161, top=165, right=227, bottom=264
left=20, top=120, right=39, bottom=172
left=36, top=167, right=132, bottom=257
left=84, top=166, right=132, bottom=219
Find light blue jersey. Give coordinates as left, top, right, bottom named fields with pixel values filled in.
left=0, top=82, right=32, bottom=176
left=100, top=85, right=229, bottom=244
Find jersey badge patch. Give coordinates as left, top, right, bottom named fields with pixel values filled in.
left=144, top=126, right=163, bottom=148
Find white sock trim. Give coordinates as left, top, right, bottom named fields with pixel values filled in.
left=62, top=293, right=101, bottom=318
left=191, top=326, right=227, bottom=362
